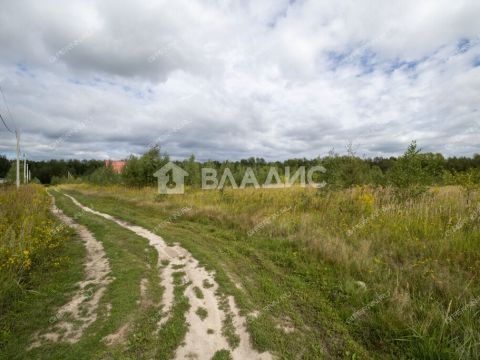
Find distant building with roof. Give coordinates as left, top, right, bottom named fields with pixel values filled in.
left=105, top=160, right=127, bottom=174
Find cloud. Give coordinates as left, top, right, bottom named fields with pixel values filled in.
left=0, top=0, right=479, bottom=161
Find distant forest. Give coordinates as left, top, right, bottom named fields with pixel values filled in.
left=0, top=156, right=104, bottom=184
left=1, top=142, right=479, bottom=188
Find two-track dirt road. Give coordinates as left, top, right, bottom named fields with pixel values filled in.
left=35, top=191, right=272, bottom=359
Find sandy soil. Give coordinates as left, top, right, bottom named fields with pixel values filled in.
left=63, top=193, right=272, bottom=360
left=29, top=196, right=113, bottom=348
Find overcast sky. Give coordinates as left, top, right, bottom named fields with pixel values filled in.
left=0, top=0, right=479, bottom=161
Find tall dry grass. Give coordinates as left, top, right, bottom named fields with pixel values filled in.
left=61, top=183, right=480, bottom=357
left=0, top=185, right=69, bottom=314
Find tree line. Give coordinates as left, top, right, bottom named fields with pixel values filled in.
left=1, top=142, right=479, bottom=191
left=0, top=157, right=103, bottom=183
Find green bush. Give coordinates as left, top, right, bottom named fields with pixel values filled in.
left=122, top=145, right=169, bottom=187
left=387, top=141, right=428, bottom=199
left=86, top=166, right=121, bottom=185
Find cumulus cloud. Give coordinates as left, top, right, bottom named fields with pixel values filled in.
left=0, top=0, right=479, bottom=161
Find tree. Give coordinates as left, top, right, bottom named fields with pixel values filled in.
left=419, top=152, right=445, bottom=184
left=5, top=161, right=25, bottom=184
left=387, top=141, right=427, bottom=198
left=87, top=166, right=121, bottom=185
left=183, top=154, right=200, bottom=186
left=123, top=145, right=169, bottom=187
left=0, top=155, right=10, bottom=178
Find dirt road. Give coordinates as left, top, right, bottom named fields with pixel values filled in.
left=46, top=192, right=272, bottom=359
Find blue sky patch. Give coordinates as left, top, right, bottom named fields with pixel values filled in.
left=327, top=46, right=377, bottom=74
left=473, top=56, right=480, bottom=67
left=457, top=38, right=471, bottom=53
left=15, top=63, right=35, bottom=78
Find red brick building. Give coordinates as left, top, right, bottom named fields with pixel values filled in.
left=105, top=160, right=127, bottom=174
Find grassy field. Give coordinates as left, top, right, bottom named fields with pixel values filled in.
left=1, top=183, right=479, bottom=359
left=0, top=185, right=85, bottom=359
left=56, top=183, right=479, bottom=359
left=0, top=186, right=187, bottom=359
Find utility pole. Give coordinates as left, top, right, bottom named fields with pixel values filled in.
left=16, top=129, right=20, bottom=188
left=0, top=86, right=21, bottom=188
left=26, top=162, right=29, bottom=183
left=23, top=153, right=27, bottom=183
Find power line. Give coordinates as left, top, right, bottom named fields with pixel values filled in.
left=0, top=85, right=22, bottom=188
left=0, top=112, right=14, bottom=133
left=0, top=85, right=16, bottom=129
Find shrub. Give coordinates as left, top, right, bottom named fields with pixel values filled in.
left=123, top=145, right=169, bottom=187
left=0, top=185, right=69, bottom=313
left=387, top=141, right=428, bottom=199
left=86, top=166, right=121, bottom=185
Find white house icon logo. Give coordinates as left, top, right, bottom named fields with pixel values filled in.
left=153, top=162, right=189, bottom=195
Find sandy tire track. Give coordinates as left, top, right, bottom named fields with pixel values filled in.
left=63, top=193, right=272, bottom=360
left=29, top=194, right=113, bottom=348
